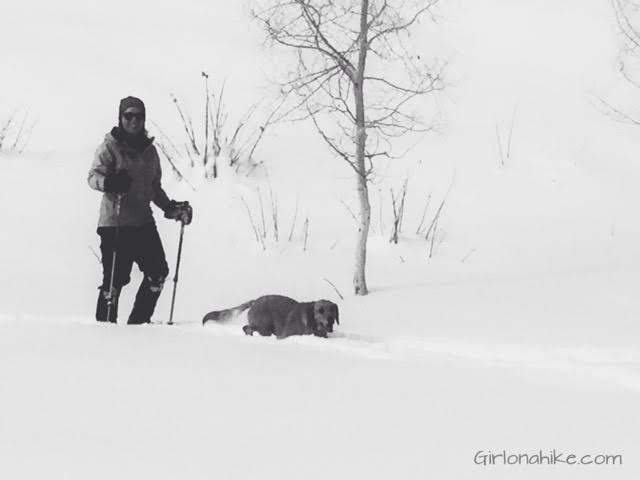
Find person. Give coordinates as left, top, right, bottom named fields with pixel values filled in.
left=88, top=96, right=192, bottom=324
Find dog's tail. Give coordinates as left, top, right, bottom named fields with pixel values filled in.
left=202, top=300, right=255, bottom=325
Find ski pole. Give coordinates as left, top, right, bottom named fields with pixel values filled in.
left=168, top=221, right=186, bottom=325
left=106, top=193, right=123, bottom=323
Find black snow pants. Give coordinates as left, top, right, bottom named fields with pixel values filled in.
left=96, top=223, right=169, bottom=324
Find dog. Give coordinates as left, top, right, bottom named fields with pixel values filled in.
left=202, top=295, right=339, bottom=339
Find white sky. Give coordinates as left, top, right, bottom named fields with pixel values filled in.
left=0, top=0, right=632, bottom=155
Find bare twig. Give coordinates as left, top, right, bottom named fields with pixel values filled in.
left=424, top=174, right=455, bottom=242
left=323, top=277, right=345, bottom=300
left=257, top=188, right=267, bottom=242
left=302, top=217, right=310, bottom=252
left=156, top=143, right=196, bottom=191
left=601, top=1, right=640, bottom=128
left=244, top=97, right=287, bottom=164
left=0, top=110, right=34, bottom=153
left=389, top=177, right=408, bottom=244
left=88, top=245, right=101, bottom=264
left=202, top=71, right=213, bottom=176
left=16, top=119, right=36, bottom=154
left=269, top=183, right=279, bottom=242
left=461, top=248, right=477, bottom=263
left=0, top=113, right=16, bottom=150
left=339, top=198, right=359, bottom=224
left=10, top=114, right=28, bottom=151
left=416, top=193, right=432, bottom=235
left=240, top=195, right=266, bottom=250
left=171, top=94, right=200, bottom=156
left=288, top=194, right=300, bottom=242
left=593, top=95, right=640, bottom=125
left=429, top=220, right=437, bottom=258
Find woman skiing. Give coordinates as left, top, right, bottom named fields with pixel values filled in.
left=88, top=96, right=192, bottom=324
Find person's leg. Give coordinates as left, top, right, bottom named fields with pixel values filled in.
left=128, top=224, right=169, bottom=325
left=96, top=227, right=134, bottom=323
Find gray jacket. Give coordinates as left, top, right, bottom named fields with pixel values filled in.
left=88, top=131, right=171, bottom=227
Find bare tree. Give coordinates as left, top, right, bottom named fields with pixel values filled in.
left=613, top=0, right=640, bottom=66
left=598, top=1, right=640, bottom=122
left=252, top=0, right=444, bottom=295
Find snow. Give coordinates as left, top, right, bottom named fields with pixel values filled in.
left=1, top=0, right=640, bottom=479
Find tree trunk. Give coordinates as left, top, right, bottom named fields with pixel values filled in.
left=353, top=0, right=370, bottom=296
left=353, top=130, right=370, bottom=295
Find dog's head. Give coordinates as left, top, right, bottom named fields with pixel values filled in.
left=312, top=300, right=339, bottom=336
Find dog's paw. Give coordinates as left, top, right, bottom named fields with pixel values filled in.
left=242, top=325, right=254, bottom=336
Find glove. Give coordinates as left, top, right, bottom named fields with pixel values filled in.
left=104, top=169, right=132, bottom=194
left=164, top=200, right=193, bottom=225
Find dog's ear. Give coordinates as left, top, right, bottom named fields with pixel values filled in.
left=333, top=303, right=339, bottom=325
left=306, top=303, right=317, bottom=330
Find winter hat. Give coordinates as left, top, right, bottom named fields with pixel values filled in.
left=118, top=96, right=146, bottom=119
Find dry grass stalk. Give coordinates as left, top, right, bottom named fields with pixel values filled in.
left=288, top=194, right=300, bottom=242
left=0, top=111, right=35, bottom=153
left=429, top=220, right=438, bottom=258
left=389, top=178, right=408, bottom=244
left=416, top=193, right=432, bottom=235
left=269, top=184, right=279, bottom=242
left=302, top=218, right=310, bottom=251
left=323, top=277, right=344, bottom=300
left=240, top=195, right=266, bottom=250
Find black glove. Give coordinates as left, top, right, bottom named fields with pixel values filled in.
left=104, top=169, right=132, bottom=194
left=164, top=200, right=193, bottom=225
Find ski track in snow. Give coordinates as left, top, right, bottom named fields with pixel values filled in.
left=5, top=313, right=637, bottom=393
left=178, top=322, right=640, bottom=393
left=297, top=332, right=640, bottom=393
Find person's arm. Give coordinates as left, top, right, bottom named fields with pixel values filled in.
left=151, top=146, right=192, bottom=224
left=88, top=144, right=131, bottom=194
left=151, top=147, right=171, bottom=211
left=88, top=144, right=113, bottom=192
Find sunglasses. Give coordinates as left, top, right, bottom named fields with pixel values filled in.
left=122, top=112, right=144, bottom=121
